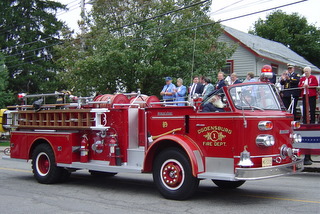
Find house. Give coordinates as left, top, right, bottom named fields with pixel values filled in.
left=218, top=26, right=320, bottom=80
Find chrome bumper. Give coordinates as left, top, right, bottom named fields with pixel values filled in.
left=235, top=158, right=304, bottom=180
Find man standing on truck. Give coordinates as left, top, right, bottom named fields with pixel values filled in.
left=160, top=77, right=176, bottom=102
left=280, top=64, right=300, bottom=120
left=189, top=76, right=199, bottom=97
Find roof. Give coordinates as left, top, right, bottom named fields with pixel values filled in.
left=222, top=26, right=320, bottom=72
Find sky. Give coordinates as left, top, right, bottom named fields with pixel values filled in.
left=55, top=0, right=319, bottom=34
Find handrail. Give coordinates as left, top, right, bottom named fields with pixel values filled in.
left=150, top=101, right=190, bottom=106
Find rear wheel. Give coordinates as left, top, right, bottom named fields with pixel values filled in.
left=32, top=144, right=66, bottom=184
left=153, top=148, right=199, bottom=200
left=212, top=180, right=245, bottom=189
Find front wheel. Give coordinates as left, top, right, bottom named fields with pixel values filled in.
left=153, top=148, right=199, bottom=200
left=32, top=144, right=65, bottom=184
left=212, top=180, right=245, bottom=189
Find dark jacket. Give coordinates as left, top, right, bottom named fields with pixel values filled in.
left=202, top=102, right=225, bottom=112
left=195, top=83, right=205, bottom=94
left=216, top=80, right=226, bottom=89
left=232, top=79, right=241, bottom=85
left=280, top=72, right=300, bottom=97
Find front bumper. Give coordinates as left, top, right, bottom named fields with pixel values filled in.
left=235, top=158, right=304, bottom=180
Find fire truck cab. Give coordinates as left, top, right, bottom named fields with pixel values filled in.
left=1, top=82, right=303, bottom=200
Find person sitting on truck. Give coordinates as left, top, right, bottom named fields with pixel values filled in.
left=246, top=72, right=257, bottom=82
left=202, top=77, right=214, bottom=101
left=230, top=73, right=241, bottom=85
left=202, top=95, right=225, bottom=112
left=215, top=72, right=227, bottom=89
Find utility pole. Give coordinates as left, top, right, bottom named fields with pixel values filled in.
left=80, top=0, right=85, bottom=49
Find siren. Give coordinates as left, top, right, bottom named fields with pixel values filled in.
left=260, top=65, right=273, bottom=79
left=18, top=93, right=26, bottom=100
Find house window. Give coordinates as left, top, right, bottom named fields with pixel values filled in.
left=271, top=64, right=278, bottom=75
left=221, top=60, right=234, bottom=75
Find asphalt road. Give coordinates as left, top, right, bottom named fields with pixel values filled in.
left=0, top=150, right=319, bottom=214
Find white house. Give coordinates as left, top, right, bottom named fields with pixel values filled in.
left=219, top=26, right=320, bottom=80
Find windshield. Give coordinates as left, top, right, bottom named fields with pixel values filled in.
left=229, top=84, right=283, bottom=111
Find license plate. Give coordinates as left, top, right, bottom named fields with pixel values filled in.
left=262, top=157, right=273, bottom=167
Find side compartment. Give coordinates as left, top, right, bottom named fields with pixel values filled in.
left=10, top=131, right=82, bottom=164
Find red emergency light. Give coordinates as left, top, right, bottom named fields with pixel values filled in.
left=18, top=93, right=26, bottom=99
left=260, top=65, right=273, bottom=79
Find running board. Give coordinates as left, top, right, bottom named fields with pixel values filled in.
left=57, top=160, right=142, bottom=173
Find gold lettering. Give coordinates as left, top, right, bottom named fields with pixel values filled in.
left=214, top=142, right=226, bottom=146
left=162, top=121, right=168, bottom=128
left=198, top=126, right=232, bottom=135
left=203, top=142, right=212, bottom=146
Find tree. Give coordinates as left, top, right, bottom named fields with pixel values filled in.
left=250, top=10, right=320, bottom=68
left=55, top=0, right=236, bottom=96
left=0, top=0, right=66, bottom=94
left=0, top=54, right=14, bottom=108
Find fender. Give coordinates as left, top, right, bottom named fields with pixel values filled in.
left=28, top=136, right=56, bottom=159
left=143, top=134, right=204, bottom=177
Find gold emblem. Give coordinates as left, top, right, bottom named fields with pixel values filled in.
left=162, top=121, right=168, bottom=128
left=204, top=131, right=226, bottom=142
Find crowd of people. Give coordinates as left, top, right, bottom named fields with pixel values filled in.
left=160, top=65, right=319, bottom=125
left=160, top=71, right=242, bottom=106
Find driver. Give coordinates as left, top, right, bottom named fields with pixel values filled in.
left=202, top=95, right=225, bottom=112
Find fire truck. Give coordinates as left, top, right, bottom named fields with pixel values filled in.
left=1, top=82, right=303, bottom=200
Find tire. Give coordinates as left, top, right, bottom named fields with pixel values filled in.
left=153, top=148, right=199, bottom=200
left=212, top=180, right=245, bottom=189
left=32, top=144, right=64, bottom=184
left=4, top=148, right=10, bottom=156
left=89, top=170, right=117, bottom=177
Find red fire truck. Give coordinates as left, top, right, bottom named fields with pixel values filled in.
left=1, top=82, right=303, bottom=200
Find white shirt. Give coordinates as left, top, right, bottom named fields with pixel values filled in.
left=190, top=83, right=197, bottom=96
left=303, top=78, right=308, bottom=94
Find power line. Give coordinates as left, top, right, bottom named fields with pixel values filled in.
left=7, top=57, right=49, bottom=69
left=65, top=0, right=79, bottom=5
left=4, top=42, right=62, bottom=58
left=127, top=0, right=308, bottom=43
left=0, top=36, right=57, bottom=52
left=2, top=0, right=209, bottom=57
left=211, top=0, right=244, bottom=14
left=210, top=0, right=274, bottom=16
left=57, top=3, right=80, bottom=16
left=5, top=0, right=307, bottom=69
left=217, top=0, right=307, bottom=23
left=110, top=0, right=210, bottom=31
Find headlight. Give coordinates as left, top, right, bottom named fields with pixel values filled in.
left=290, top=133, right=302, bottom=143
left=256, top=134, right=275, bottom=147
left=258, top=121, right=273, bottom=130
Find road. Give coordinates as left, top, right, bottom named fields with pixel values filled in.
left=0, top=150, right=319, bottom=214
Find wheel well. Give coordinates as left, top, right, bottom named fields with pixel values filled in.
left=29, top=139, right=51, bottom=159
left=144, top=139, right=188, bottom=173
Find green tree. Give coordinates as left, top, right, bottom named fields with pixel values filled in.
left=250, top=10, right=320, bottom=68
left=0, top=54, right=14, bottom=107
left=56, top=0, right=235, bottom=96
left=0, top=0, right=66, bottom=94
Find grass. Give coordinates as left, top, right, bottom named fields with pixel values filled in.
left=0, top=141, right=10, bottom=146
